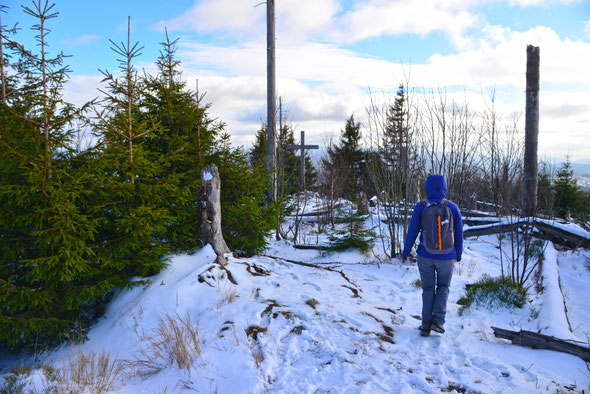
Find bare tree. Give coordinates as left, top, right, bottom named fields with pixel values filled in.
left=362, top=84, right=420, bottom=259
left=414, top=88, right=483, bottom=206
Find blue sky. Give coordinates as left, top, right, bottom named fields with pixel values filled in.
left=3, top=0, right=590, bottom=162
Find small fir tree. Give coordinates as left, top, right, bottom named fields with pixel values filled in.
left=553, top=157, right=582, bottom=218
left=328, top=207, right=375, bottom=253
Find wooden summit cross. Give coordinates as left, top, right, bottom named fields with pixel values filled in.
left=287, top=131, right=318, bottom=192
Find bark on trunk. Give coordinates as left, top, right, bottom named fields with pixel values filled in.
left=523, top=45, right=540, bottom=217
left=266, top=0, right=276, bottom=202
left=200, top=164, right=230, bottom=264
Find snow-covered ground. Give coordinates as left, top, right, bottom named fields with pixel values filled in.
left=2, top=199, right=590, bottom=393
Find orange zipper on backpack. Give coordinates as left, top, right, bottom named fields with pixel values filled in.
left=437, top=215, right=442, bottom=250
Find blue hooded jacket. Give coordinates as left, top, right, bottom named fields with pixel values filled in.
left=401, top=175, right=463, bottom=261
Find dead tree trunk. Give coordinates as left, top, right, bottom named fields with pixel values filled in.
left=266, top=0, right=276, bottom=202
left=200, top=164, right=230, bottom=265
left=357, top=191, right=369, bottom=215
left=523, top=45, right=540, bottom=217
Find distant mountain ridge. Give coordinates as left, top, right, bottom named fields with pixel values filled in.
left=571, top=161, right=590, bottom=176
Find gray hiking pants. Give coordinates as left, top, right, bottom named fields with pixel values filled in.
left=417, top=255, right=454, bottom=329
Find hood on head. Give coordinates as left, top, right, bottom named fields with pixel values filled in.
left=424, top=174, right=447, bottom=201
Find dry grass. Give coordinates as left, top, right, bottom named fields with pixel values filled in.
left=1, top=349, right=122, bottom=394
left=0, top=363, right=33, bottom=394
left=219, top=286, right=237, bottom=306
left=39, top=348, right=123, bottom=394
left=128, top=312, right=202, bottom=378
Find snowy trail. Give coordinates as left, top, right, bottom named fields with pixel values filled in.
left=222, top=250, right=588, bottom=393
left=3, top=240, right=589, bottom=393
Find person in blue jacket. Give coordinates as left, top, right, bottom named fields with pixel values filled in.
left=402, top=174, right=463, bottom=337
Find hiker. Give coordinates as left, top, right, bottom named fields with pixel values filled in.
left=402, top=174, right=463, bottom=337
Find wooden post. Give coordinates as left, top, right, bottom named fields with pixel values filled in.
left=286, top=131, right=319, bottom=192
left=266, top=0, right=276, bottom=202
left=200, top=164, right=230, bottom=265
left=523, top=45, right=540, bottom=217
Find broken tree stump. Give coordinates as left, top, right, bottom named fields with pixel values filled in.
left=491, top=326, right=590, bottom=362
left=357, top=191, right=369, bottom=215
left=200, top=164, right=230, bottom=265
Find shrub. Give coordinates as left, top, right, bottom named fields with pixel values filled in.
left=459, top=275, right=527, bottom=315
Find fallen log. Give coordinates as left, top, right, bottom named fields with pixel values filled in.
left=463, top=219, right=590, bottom=249
left=491, top=326, right=590, bottom=362
left=462, top=217, right=502, bottom=226
left=534, top=220, right=590, bottom=249
left=463, top=221, right=524, bottom=238
left=288, top=210, right=332, bottom=217
left=293, top=244, right=329, bottom=250
left=460, top=210, right=499, bottom=218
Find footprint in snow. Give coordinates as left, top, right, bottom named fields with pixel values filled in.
left=303, top=281, right=322, bottom=292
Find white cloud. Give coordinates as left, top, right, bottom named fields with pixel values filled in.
left=63, top=34, right=100, bottom=47
left=275, top=0, right=340, bottom=42
left=332, top=0, right=482, bottom=47
left=423, top=26, right=590, bottom=88
left=174, top=21, right=590, bottom=159
left=62, top=75, right=103, bottom=105
left=155, top=0, right=263, bottom=35
left=97, top=1, right=590, bottom=161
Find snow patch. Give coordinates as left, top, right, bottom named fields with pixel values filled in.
left=537, top=242, right=573, bottom=339
left=203, top=171, right=213, bottom=181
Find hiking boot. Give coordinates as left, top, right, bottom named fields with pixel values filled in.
left=431, top=323, right=445, bottom=334
left=419, top=327, right=431, bottom=337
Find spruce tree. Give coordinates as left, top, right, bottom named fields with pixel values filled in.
left=0, top=1, right=103, bottom=350
left=141, top=30, right=220, bottom=252
left=329, top=114, right=363, bottom=200
left=381, top=85, right=410, bottom=200
left=553, top=157, right=582, bottom=218
left=328, top=207, right=375, bottom=253
left=250, top=125, right=268, bottom=168
left=93, top=17, right=172, bottom=280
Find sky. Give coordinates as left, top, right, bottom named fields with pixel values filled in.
left=3, top=0, right=590, bottom=163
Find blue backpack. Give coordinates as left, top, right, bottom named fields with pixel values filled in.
left=420, top=199, right=454, bottom=254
